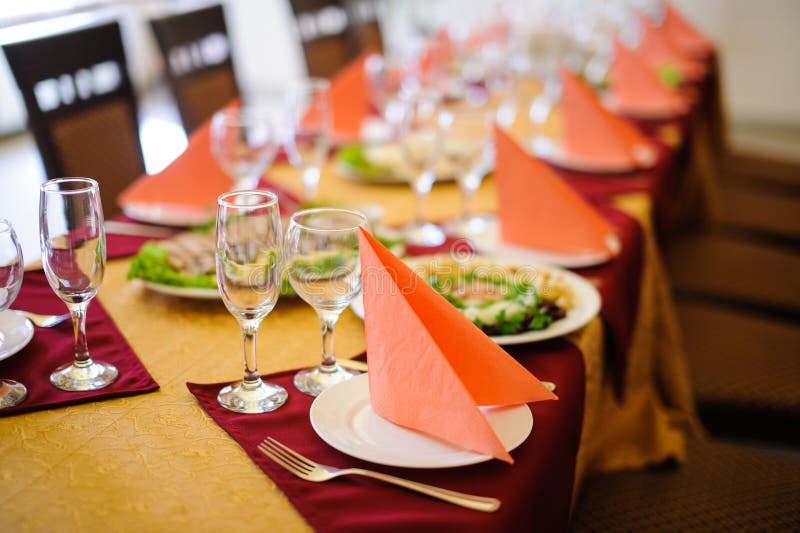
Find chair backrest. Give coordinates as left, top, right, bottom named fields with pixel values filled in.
left=345, top=0, right=383, bottom=53
left=3, top=21, right=145, bottom=218
left=289, top=0, right=370, bottom=78
left=149, top=3, right=239, bottom=135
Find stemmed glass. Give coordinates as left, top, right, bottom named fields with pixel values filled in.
left=39, top=178, right=118, bottom=391
left=0, top=219, right=26, bottom=408
left=215, top=190, right=287, bottom=413
left=397, top=89, right=447, bottom=247
left=284, top=78, right=332, bottom=202
left=442, top=109, right=495, bottom=237
left=285, top=208, right=368, bottom=396
left=210, top=106, right=279, bottom=190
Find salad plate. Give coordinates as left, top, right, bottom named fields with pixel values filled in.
left=310, top=373, right=533, bottom=468
left=140, top=281, right=220, bottom=300
left=529, top=136, right=658, bottom=174
left=350, top=254, right=601, bottom=345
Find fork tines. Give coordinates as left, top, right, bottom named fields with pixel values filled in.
left=257, top=437, right=314, bottom=477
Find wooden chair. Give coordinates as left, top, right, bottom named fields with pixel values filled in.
left=288, top=0, right=363, bottom=78
left=3, top=21, right=145, bottom=218
left=345, top=0, right=384, bottom=53
left=149, top=3, right=239, bottom=135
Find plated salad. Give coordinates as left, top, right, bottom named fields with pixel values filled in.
left=409, top=257, right=573, bottom=336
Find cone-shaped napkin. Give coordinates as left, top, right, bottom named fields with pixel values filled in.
left=358, top=228, right=556, bottom=464
left=494, top=125, right=617, bottom=255
left=119, top=104, right=299, bottom=220
left=638, top=16, right=706, bottom=82
left=608, top=41, right=688, bottom=117
left=662, top=2, right=714, bottom=59
left=560, top=69, right=655, bottom=170
left=328, top=51, right=373, bottom=142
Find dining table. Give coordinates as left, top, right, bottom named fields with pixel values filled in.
left=0, top=53, right=718, bottom=532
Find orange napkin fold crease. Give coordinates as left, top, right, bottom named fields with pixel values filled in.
left=638, top=16, right=707, bottom=82
left=359, top=228, right=556, bottom=464
left=118, top=114, right=232, bottom=217
left=662, top=2, right=714, bottom=59
left=328, top=51, right=374, bottom=143
left=494, top=124, right=617, bottom=255
left=559, top=69, right=655, bottom=169
left=608, top=41, right=688, bottom=116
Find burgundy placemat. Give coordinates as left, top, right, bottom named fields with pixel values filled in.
left=0, top=271, right=159, bottom=417
left=188, top=340, right=585, bottom=533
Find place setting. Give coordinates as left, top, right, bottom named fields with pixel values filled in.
left=0, top=179, right=159, bottom=416
left=185, top=189, right=586, bottom=525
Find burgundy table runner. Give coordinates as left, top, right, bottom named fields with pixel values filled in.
left=0, top=271, right=159, bottom=417
left=188, top=340, right=585, bottom=533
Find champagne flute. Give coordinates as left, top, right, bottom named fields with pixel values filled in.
left=216, top=190, right=287, bottom=413
left=442, top=109, right=495, bottom=237
left=0, top=219, right=26, bottom=408
left=39, top=178, right=118, bottom=391
left=397, top=89, right=447, bottom=247
left=210, top=107, right=279, bottom=190
left=284, top=78, right=332, bottom=202
left=285, top=208, right=368, bottom=396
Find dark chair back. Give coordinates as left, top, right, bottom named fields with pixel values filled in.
left=345, top=0, right=383, bottom=53
left=289, top=0, right=375, bottom=78
left=149, top=4, right=239, bottom=134
left=3, top=21, right=145, bottom=217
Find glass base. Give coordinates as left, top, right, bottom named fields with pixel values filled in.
left=218, top=378, right=288, bottom=414
left=294, top=364, right=359, bottom=397
left=443, top=214, right=494, bottom=239
left=50, top=359, right=118, bottom=392
left=405, top=222, right=446, bottom=247
left=0, top=379, right=27, bottom=409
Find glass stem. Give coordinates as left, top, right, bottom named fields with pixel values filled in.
left=67, top=301, right=91, bottom=366
left=302, top=166, right=320, bottom=201
left=461, top=184, right=476, bottom=220
left=241, top=321, right=261, bottom=385
left=412, top=170, right=434, bottom=226
left=319, top=313, right=339, bottom=373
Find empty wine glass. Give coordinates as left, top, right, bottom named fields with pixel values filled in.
left=285, top=208, right=368, bottom=396
left=216, top=190, right=287, bottom=413
left=0, top=219, right=26, bottom=409
left=397, top=89, right=448, bottom=247
left=442, top=109, right=495, bottom=237
left=210, top=106, right=279, bottom=190
left=285, top=78, right=332, bottom=202
left=39, top=178, right=117, bottom=391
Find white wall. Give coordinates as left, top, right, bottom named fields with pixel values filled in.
left=673, top=0, right=800, bottom=125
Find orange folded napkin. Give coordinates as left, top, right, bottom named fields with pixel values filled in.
left=608, top=40, right=688, bottom=117
left=662, top=2, right=714, bottom=59
left=118, top=118, right=230, bottom=220
left=559, top=69, right=655, bottom=170
left=419, top=29, right=454, bottom=79
left=328, top=51, right=374, bottom=143
left=494, top=125, right=617, bottom=255
left=358, top=228, right=556, bottom=464
left=638, top=16, right=707, bottom=82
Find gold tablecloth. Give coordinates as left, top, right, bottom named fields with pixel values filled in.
left=0, top=162, right=697, bottom=531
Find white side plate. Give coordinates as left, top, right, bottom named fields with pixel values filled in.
left=310, top=373, right=533, bottom=468
left=141, top=281, right=220, bottom=300
left=0, top=310, right=34, bottom=362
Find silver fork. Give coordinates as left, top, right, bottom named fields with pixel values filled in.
left=13, top=310, right=71, bottom=327
left=257, top=437, right=501, bottom=513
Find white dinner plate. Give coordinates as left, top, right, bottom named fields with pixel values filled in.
left=469, top=217, right=620, bottom=268
left=310, top=373, right=533, bottom=468
left=0, top=310, right=35, bottom=363
left=122, top=202, right=214, bottom=227
left=141, top=281, right=220, bottom=300
left=529, top=136, right=658, bottom=174
left=349, top=255, right=602, bottom=345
